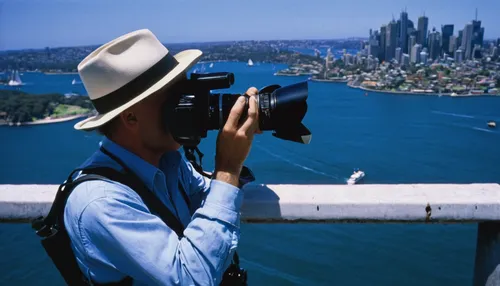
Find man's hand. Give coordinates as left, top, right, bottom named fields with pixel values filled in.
left=214, top=87, right=260, bottom=187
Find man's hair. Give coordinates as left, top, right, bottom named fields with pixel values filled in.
left=96, top=116, right=120, bottom=138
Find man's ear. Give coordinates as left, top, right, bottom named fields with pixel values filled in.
left=119, top=109, right=138, bottom=131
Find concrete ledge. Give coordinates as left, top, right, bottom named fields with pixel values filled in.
left=1, top=183, right=500, bottom=223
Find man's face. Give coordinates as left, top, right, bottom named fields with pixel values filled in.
left=133, top=84, right=181, bottom=153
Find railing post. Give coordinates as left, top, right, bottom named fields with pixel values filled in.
left=474, top=222, right=500, bottom=286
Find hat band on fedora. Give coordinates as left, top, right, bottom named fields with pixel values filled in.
left=91, top=53, right=180, bottom=114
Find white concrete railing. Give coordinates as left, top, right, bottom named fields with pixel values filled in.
left=1, top=183, right=500, bottom=285
left=1, top=183, right=500, bottom=223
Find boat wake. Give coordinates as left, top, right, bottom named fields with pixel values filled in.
left=432, top=110, right=475, bottom=119
left=450, top=123, right=497, bottom=134
left=255, top=145, right=339, bottom=179
left=472, top=127, right=495, bottom=133
left=240, top=258, right=310, bottom=285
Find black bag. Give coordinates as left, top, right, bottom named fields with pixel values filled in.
left=32, top=147, right=247, bottom=285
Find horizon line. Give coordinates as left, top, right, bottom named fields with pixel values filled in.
left=0, top=36, right=373, bottom=52
left=3, top=34, right=499, bottom=53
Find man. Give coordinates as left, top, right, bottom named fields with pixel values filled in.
left=64, top=29, right=260, bottom=285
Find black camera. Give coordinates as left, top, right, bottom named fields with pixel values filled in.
left=163, top=72, right=312, bottom=147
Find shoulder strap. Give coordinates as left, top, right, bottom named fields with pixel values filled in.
left=81, top=167, right=186, bottom=237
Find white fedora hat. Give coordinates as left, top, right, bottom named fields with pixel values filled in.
left=74, top=29, right=202, bottom=131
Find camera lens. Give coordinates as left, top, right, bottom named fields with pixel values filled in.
left=208, top=81, right=309, bottom=133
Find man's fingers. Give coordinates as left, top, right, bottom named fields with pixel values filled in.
left=240, top=96, right=258, bottom=135
left=246, top=87, right=260, bottom=134
left=225, top=96, right=246, bottom=130
left=225, top=87, right=259, bottom=132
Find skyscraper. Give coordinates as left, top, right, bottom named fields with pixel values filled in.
left=402, top=54, right=410, bottom=67
left=461, top=23, right=473, bottom=60
left=395, top=47, right=402, bottom=63
left=400, top=10, right=409, bottom=53
left=379, top=25, right=387, bottom=62
left=386, top=20, right=398, bottom=61
left=408, top=35, right=416, bottom=54
left=368, top=29, right=380, bottom=58
left=417, top=15, right=429, bottom=47
left=472, top=20, right=484, bottom=48
left=441, top=25, right=454, bottom=56
left=420, top=51, right=428, bottom=65
left=455, top=49, right=464, bottom=63
left=411, top=44, right=422, bottom=63
left=428, top=28, right=441, bottom=61
left=472, top=44, right=482, bottom=59
left=449, top=36, right=458, bottom=55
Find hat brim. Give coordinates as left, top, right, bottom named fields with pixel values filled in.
left=74, top=49, right=203, bottom=131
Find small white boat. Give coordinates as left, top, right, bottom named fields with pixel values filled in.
left=247, top=59, right=254, bottom=66
left=487, top=121, right=496, bottom=128
left=347, top=169, right=365, bottom=185
left=7, top=70, right=23, bottom=86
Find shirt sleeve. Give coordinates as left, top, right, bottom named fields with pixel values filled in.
left=77, top=179, right=243, bottom=285
left=180, top=158, right=214, bottom=210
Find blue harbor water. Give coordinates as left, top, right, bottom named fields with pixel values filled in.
left=1, top=61, right=500, bottom=285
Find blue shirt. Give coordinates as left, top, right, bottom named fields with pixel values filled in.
left=64, top=137, right=243, bottom=285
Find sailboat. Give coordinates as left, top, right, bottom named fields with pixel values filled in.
left=72, top=78, right=82, bottom=85
left=247, top=59, right=254, bottom=66
left=8, top=70, right=23, bottom=86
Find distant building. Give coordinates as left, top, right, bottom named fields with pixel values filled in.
left=441, top=24, right=454, bottom=56
left=492, top=46, right=498, bottom=58
left=408, top=35, right=416, bottom=54
left=325, top=48, right=333, bottom=69
left=402, top=53, right=410, bottom=67
left=449, top=35, right=458, bottom=55
left=458, top=30, right=463, bottom=47
left=378, top=25, right=387, bottom=62
left=497, top=38, right=500, bottom=47
left=368, top=30, right=380, bottom=59
left=343, top=53, right=353, bottom=65
left=417, top=15, right=429, bottom=47
left=400, top=10, right=409, bottom=53
left=356, top=52, right=363, bottom=65
left=472, top=44, right=482, bottom=59
left=386, top=20, right=398, bottom=61
left=428, top=29, right=441, bottom=60
left=420, top=51, right=428, bottom=64
left=395, top=47, right=402, bottom=63
left=462, top=23, right=473, bottom=60
left=471, top=20, right=484, bottom=48
left=411, top=44, right=422, bottom=63
left=455, top=49, right=464, bottom=63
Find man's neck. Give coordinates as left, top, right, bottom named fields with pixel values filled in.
left=107, top=136, right=162, bottom=167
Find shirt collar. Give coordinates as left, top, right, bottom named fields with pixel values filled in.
left=99, top=137, right=163, bottom=192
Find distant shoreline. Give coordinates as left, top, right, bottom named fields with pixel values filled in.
left=346, top=83, right=499, bottom=97
left=310, top=78, right=349, bottom=83
left=43, top=72, right=79, bottom=75
left=1, top=113, right=91, bottom=127
left=24, top=113, right=90, bottom=125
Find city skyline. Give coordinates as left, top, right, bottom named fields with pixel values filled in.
left=1, top=0, right=500, bottom=50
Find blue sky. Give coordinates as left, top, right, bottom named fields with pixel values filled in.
left=0, top=0, right=499, bottom=50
